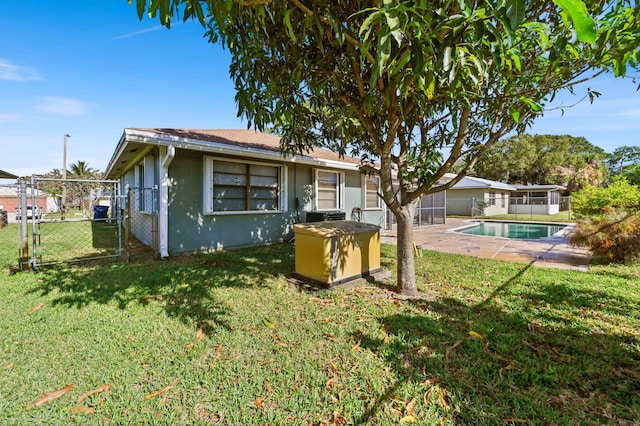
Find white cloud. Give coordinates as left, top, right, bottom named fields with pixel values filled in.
left=0, top=58, right=42, bottom=82
left=36, top=97, right=89, bottom=115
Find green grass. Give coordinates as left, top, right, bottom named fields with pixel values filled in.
left=484, top=211, right=574, bottom=222
left=0, top=228, right=638, bottom=424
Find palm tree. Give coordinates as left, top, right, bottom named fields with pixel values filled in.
left=68, top=161, right=96, bottom=179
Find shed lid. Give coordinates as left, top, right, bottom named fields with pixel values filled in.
left=293, top=220, right=380, bottom=237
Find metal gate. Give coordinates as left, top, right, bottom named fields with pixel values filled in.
left=18, top=177, right=123, bottom=268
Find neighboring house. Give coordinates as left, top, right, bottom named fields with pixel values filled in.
left=0, top=186, right=53, bottom=214
left=509, top=184, right=566, bottom=215
left=104, top=128, right=386, bottom=257
left=443, top=175, right=516, bottom=216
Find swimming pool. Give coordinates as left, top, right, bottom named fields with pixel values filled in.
left=454, top=221, right=568, bottom=240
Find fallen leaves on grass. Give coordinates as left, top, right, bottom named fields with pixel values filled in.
left=254, top=397, right=265, bottom=411
left=25, top=303, right=44, bottom=315
left=323, top=333, right=337, bottom=342
left=499, top=364, right=518, bottom=380
left=468, top=330, right=484, bottom=340
left=69, top=405, right=96, bottom=414
left=77, top=383, right=111, bottom=403
left=399, top=415, right=418, bottom=424
left=209, top=343, right=224, bottom=367
left=27, top=384, right=74, bottom=409
left=196, top=326, right=206, bottom=341
left=145, top=379, right=178, bottom=400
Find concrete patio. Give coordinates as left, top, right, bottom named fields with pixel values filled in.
left=380, top=218, right=591, bottom=271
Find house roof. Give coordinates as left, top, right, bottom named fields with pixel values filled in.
left=105, top=128, right=365, bottom=179
left=449, top=175, right=516, bottom=191
left=0, top=169, right=18, bottom=179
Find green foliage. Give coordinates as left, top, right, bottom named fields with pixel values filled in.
left=130, top=0, right=640, bottom=293
left=473, top=134, right=607, bottom=190
left=571, top=177, right=640, bottom=217
left=570, top=177, right=640, bottom=262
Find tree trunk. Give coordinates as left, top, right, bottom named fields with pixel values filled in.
left=395, top=207, right=419, bottom=297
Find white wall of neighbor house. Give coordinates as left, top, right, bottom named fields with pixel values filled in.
left=446, top=188, right=511, bottom=216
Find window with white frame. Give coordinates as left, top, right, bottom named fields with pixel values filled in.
left=204, top=157, right=286, bottom=213
left=135, top=156, right=156, bottom=213
left=315, top=169, right=343, bottom=210
left=363, top=176, right=381, bottom=209
left=488, top=190, right=496, bottom=206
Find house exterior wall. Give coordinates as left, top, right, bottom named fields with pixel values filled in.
left=163, top=149, right=385, bottom=254
left=447, top=188, right=511, bottom=216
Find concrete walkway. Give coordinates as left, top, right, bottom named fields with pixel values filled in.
left=380, top=218, right=591, bottom=271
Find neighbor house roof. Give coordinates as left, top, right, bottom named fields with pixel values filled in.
left=105, top=128, right=366, bottom=179
left=0, top=169, right=18, bottom=179
left=449, top=176, right=516, bottom=191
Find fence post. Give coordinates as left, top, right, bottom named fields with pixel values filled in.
left=125, top=185, right=131, bottom=263
left=18, top=181, right=30, bottom=270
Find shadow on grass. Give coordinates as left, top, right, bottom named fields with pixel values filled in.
left=27, top=243, right=295, bottom=335
left=354, top=266, right=640, bottom=424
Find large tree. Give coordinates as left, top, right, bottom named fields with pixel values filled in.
left=132, top=0, right=639, bottom=297
left=472, top=134, right=607, bottom=191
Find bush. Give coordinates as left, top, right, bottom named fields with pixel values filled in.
left=571, top=177, right=640, bottom=217
left=570, top=211, right=640, bottom=262
left=570, top=178, right=640, bottom=262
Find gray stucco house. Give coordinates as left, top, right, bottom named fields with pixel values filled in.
left=105, top=128, right=385, bottom=257
left=443, top=175, right=516, bottom=216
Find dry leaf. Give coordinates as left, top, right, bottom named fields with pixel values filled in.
left=2, top=364, right=13, bottom=370
left=69, top=405, right=96, bottom=414
left=27, top=384, right=74, bottom=409
left=504, top=418, right=527, bottom=424
left=264, top=380, right=272, bottom=394
left=437, top=388, right=450, bottom=410
left=323, top=333, right=337, bottom=342
left=468, top=330, right=484, bottom=340
left=351, top=343, right=361, bottom=352
left=209, top=343, right=223, bottom=367
left=184, top=342, right=196, bottom=350
left=325, top=378, right=336, bottom=390
left=254, top=398, right=265, bottom=411
left=77, top=383, right=111, bottom=403
left=419, top=378, right=440, bottom=387
left=400, top=415, right=418, bottom=424
left=332, top=410, right=346, bottom=425
left=499, top=364, right=518, bottom=380
left=197, top=407, right=222, bottom=422
left=25, top=303, right=44, bottom=315
left=145, top=379, right=178, bottom=400
left=405, top=397, right=416, bottom=416
left=196, top=326, right=205, bottom=341
left=330, top=395, right=340, bottom=404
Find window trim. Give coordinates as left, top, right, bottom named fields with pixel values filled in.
left=314, top=169, right=344, bottom=211
left=203, top=156, right=288, bottom=214
left=362, top=175, right=382, bottom=210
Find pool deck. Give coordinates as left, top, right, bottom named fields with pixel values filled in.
left=380, top=218, right=591, bottom=271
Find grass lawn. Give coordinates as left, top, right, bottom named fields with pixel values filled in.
left=0, top=227, right=638, bottom=424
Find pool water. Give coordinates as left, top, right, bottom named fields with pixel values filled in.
left=456, top=221, right=567, bottom=239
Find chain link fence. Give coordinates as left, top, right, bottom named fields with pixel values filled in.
left=123, top=186, right=158, bottom=262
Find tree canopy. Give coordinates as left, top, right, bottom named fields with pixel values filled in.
left=471, top=134, right=607, bottom=191
left=131, top=0, right=640, bottom=296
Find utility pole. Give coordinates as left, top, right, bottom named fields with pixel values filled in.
left=61, top=133, right=70, bottom=220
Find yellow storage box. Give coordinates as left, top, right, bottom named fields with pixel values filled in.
left=293, top=220, right=381, bottom=288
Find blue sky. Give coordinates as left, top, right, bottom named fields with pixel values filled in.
left=1, top=1, right=639, bottom=178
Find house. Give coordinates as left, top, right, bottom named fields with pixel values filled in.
left=509, top=184, right=566, bottom=215
left=104, top=128, right=386, bottom=257
left=443, top=175, right=516, bottom=216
